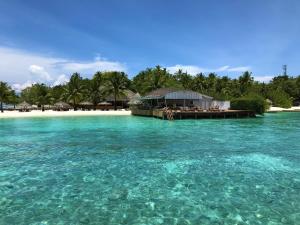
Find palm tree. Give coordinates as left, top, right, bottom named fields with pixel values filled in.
left=35, top=84, right=51, bottom=111
left=65, top=73, right=85, bottom=110
left=105, top=72, right=128, bottom=110
left=149, top=65, right=168, bottom=91
left=239, top=71, right=254, bottom=95
left=0, top=82, right=11, bottom=113
left=193, top=73, right=207, bottom=94
left=8, top=90, right=19, bottom=109
left=89, top=72, right=106, bottom=110
left=175, top=69, right=193, bottom=89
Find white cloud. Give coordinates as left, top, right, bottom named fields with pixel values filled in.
left=29, top=65, right=53, bottom=82
left=56, top=59, right=126, bottom=74
left=11, top=80, right=35, bottom=93
left=167, top=65, right=204, bottom=75
left=167, top=64, right=251, bottom=75
left=253, top=75, right=274, bottom=83
left=53, top=74, right=69, bottom=86
left=0, top=46, right=126, bottom=91
left=227, top=66, right=251, bottom=72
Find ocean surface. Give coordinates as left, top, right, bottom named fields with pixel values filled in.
left=0, top=113, right=300, bottom=225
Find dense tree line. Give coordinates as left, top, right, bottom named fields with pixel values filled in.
left=1, top=66, right=300, bottom=112
left=132, top=66, right=300, bottom=108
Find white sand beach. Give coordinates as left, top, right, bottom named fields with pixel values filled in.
left=0, top=110, right=132, bottom=118
left=268, top=106, right=300, bottom=112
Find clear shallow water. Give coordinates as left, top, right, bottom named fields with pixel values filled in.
left=0, top=113, right=300, bottom=225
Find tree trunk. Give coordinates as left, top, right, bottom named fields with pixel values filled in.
left=73, top=99, right=77, bottom=111
left=42, top=105, right=45, bottom=112
left=0, top=101, right=3, bottom=113
left=114, top=91, right=117, bottom=111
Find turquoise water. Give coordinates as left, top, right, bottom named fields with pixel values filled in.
left=0, top=113, right=300, bottom=225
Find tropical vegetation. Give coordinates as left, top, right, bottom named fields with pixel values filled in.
left=0, top=66, right=299, bottom=112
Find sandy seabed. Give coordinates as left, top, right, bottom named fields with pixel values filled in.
left=0, top=110, right=132, bottom=118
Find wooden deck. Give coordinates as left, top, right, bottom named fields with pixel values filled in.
left=132, top=108, right=256, bottom=120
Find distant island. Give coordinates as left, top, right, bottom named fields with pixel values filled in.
left=1, top=66, right=300, bottom=116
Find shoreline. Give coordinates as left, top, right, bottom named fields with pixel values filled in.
left=0, top=110, right=132, bottom=119
left=1, top=107, right=300, bottom=119
left=267, top=106, right=300, bottom=113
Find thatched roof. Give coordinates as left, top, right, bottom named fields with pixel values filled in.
left=128, top=93, right=142, bottom=105
left=79, top=101, right=93, bottom=106
left=106, top=90, right=136, bottom=101
left=16, top=101, right=32, bottom=109
left=54, top=102, right=71, bottom=109
left=98, top=101, right=112, bottom=106
left=143, top=88, right=213, bottom=100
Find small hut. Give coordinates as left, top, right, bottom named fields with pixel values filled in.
left=54, top=102, right=71, bottom=111
left=16, top=101, right=32, bottom=112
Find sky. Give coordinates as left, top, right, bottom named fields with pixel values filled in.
left=0, top=0, right=300, bottom=91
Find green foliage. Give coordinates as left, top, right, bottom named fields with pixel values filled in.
left=35, top=84, right=51, bottom=111
left=64, top=73, right=86, bottom=110
left=104, top=71, right=130, bottom=110
left=0, top=82, right=12, bottom=112
left=231, top=95, right=268, bottom=114
left=49, top=85, right=66, bottom=103
left=21, top=83, right=51, bottom=110
left=88, top=72, right=106, bottom=109
left=8, top=90, right=20, bottom=107
left=1, top=66, right=300, bottom=112
left=267, top=88, right=292, bottom=108
left=132, top=65, right=175, bottom=95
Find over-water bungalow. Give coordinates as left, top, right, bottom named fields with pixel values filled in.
left=141, top=88, right=215, bottom=110
left=131, top=88, right=254, bottom=120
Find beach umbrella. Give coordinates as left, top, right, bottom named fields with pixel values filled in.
left=79, top=101, right=93, bottom=106
left=44, top=105, right=53, bottom=109
left=54, top=101, right=71, bottom=109
left=98, top=101, right=112, bottom=106
left=31, top=105, right=38, bottom=109
left=16, top=101, right=32, bottom=110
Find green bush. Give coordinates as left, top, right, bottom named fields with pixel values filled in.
left=267, top=89, right=292, bottom=108
left=231, top=96, right=268, bottom=114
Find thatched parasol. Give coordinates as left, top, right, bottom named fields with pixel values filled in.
left=16, top=101, right=32, bottom=110
left=79, top=101, right=93, bottom=106
left=31, top=105, right=38, bottom=109
left=54, top=101, right=71, bottom=109
left=105, top=90, right=135, bottom=102
left=98, top=101, right=112, bottom=106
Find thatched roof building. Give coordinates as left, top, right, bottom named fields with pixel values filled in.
left=141, top=88, right=213, bottom=109
left=128, top=93, right=142, bottom=105
left=105, top=90, right=136, bottom=102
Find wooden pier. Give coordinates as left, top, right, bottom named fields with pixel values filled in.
left=132, top=108, right=256, bottom=120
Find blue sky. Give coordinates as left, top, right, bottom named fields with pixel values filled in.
left=0, top=0, right=299, bottom=90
